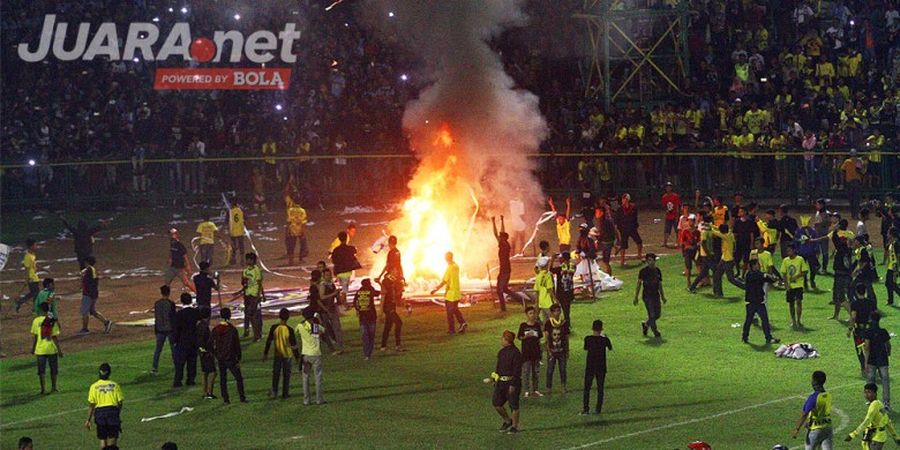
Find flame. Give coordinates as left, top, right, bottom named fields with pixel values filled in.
left=380, top=124, right=480, bottom=285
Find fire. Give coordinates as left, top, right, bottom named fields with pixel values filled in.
left=380, top=124, right=482, bottom=286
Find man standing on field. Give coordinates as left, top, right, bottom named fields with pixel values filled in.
left=431, top=252, right=467, bottom=335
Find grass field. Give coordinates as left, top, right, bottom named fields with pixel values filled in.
left=2, top=246, right=896, bottom=449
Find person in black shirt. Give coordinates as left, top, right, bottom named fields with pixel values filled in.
left=172, top=293, right=201, bottom=388
left=852, top=235, right=878, bottom=302
left=354, top=279, right=379, bottom=359
left=551, top=252, right=576, bottom=333
left=849, top=283, right=877, bottom=378
left=377, top=235, right=411, bottom=315
left=492, top=217, right=512, bottom=312
left=492, top=330, right=522, bottom=434
left=164, top=229, right=195, bottom=292
left=865, top=311, right=892, bottom=410
left=192, top=262, right=220, bottom=310
left=738, top=259, right=780, bottom=345
left=379, top=271, right=404, bottom=352
left=517, top=307, right=543, bottom=397
left=732, top=207, right=757, bottom=277
left=614, top=193, right=642, bottom=267
left=581, top=320, right=612, bottom=415
left=196, top=307, right=217, bottom=399
left=544, top=304, right=569, bottom=394
left=635, top=254, right=666, bottom=339
left=829, top=220, right=853, bottom=320
left=150, top=285, right=176, bottom=375
left=60, top=217, right=104, bottom=270
left=778, top=205, right=799, bottom=259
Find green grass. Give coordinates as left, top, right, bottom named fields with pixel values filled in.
left=2, top=253, right=897, bottom=449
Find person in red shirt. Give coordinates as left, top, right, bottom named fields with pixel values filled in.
left=661, top=182, right=682, bottom=248
left=679, top=215, right=699, bottom=288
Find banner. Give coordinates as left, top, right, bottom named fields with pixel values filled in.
left=154, top=68, right=291, bottom=90
left=0, top=243, right=9, bottom=270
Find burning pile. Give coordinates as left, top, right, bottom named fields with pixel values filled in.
left=369, top=0, right=547, bottom=286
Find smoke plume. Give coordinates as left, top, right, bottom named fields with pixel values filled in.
left=367, top=0, right=547, bottom=280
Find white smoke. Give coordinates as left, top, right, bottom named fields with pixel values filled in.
left=367, top=0, right=547, bottom=278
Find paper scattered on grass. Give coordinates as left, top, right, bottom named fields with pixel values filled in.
left=730, top=323, right=741, bottom=328
left=141, top=406, right=193, bottom=422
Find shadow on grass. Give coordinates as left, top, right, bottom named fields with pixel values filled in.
left=640, top=337, right=667, bottom=347
left=747, top=342, right=779, bottom=352
left=1, top=360, right=35, bottom=372
left=0, top=393, right=41, bottom=408
left=608, top=378, right=689, bottom=390
left=527, top=414, right=659, bottom=431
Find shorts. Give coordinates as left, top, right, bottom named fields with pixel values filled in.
left=805, top=427, right=832, bottom=450
left=37, top=354, right=58, bottom=376
left=492, top=381, right=520, bottom=410
left=734, top=245, right=750, bottom=264
left=682, top=248, right=696, bottom=271
left=787, top=288, right=804, bottom=303
left=95, top=407, right=122, bottom=440
left=599, top=242, right=613, bottom=263
left=832, top=276, right=850, bottom=304
left=664, top=219, right=677, bottom=235
left=80, top=295, right=97, bottom=316
left=200, top=352, right=216, bottom=374
left=618, top=228, right=642, bottom=250
left=164, top=266, right=186, bottom=285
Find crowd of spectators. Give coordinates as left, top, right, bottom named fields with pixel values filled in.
left=1, top=0, right=898, bottom=205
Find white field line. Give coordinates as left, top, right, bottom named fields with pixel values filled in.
left=565, top=383, right=856, bottom=449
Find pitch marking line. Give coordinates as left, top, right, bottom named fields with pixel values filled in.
left=565, top=383, right=856, bottom=449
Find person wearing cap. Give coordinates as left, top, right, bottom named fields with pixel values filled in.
left=431, top=252, right=468, bottom=335
left=613, top=193, right=643, bottom=267
left=164, top=228, right=195, bottom=292
left=195, top=214, right=218, bottom=266
left=85, top=362, right=124, bottom=449
left=781, top=244, right=809, bottom=329
left=635, top=253, right=666, bottom=338
left=492, top=330, right=522, bottom=434
left=548, top=196, right=572, bottom=254
left=661, top=182, right=682, bottom=249
left=31, top=302, right=62, bottom=394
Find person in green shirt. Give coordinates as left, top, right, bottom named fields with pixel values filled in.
left=534, top=257, right=556, bottom=322
left=33, top=278, right=57, bottom=318
left=431, top=252, right=467, bottom=335
left=31, top=302, right=62, bottom=394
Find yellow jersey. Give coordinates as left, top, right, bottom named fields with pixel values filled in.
left=849, top=399, right=898, bottom=442
left=442, top=262, right=462, bottom=302
left=196, top=221, right=218, bottom=245
left=24, top=251, right=39, bottom=283
left=712, top=230, right=735, bottom=262
left=88, top=379, right=124, bottom=408
left=287, top=206, right=307, bottom=237
left=780, top=256, right=808, bottom=289
left=229, top=206, right=245, bottom=237
left=31, top=316, right=60, bottom=355
left=556, top=219, right=571, bottom=246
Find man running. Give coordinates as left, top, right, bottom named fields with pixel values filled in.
left=431, top=252, right=467, bottom=335
left=792, top=370, right=833, bottom=448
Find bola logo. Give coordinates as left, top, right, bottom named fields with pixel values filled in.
left=17, top=15, right=301, bottom=64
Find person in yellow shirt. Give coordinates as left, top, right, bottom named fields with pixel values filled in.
left=548, top=196, right=572, bottom=253
left=431, top=252, right=468, bottom=335
left=285, top=195, right=308, bottom=266
left=865, top=130, right=884, bottom=189
left=85, top=362, right=124, bottom=450
left=196, top=215, right=218, bottom=265
left=228, top=201, right=246, bottom=266
left=15, top=239, right=41, bottom=313
left=329, top=223, right=358, bottom=256
left=31, top=302, right=62, bottom=394
left=710, top=224, right=742, bottom=297
left=845, top=383, right=900, bottom=447
left=780, top=244, right=809, bottom=329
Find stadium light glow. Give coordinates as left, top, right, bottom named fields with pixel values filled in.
left=167, top=7, right=174, bottom=12
left=388, top=11, right=395, bottom=18
left=152, top=17, right=160, bottom=22
left=400, top=74, right=408, bottom=81
left=133, top=57, right=140, bottom=62
left=234, top=14, right=241, bottom=20
left=28, top=159, right=36, bottom=166
left=275, top=104, right=283, bottom=111
left=180, top=7, right=188, bottom=14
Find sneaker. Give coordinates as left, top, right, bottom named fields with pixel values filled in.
left=380, top=347, right=388, bottom=352
left=204, top=394, right=217, bottom=400
left=395, top=346, right=406, bottom=352
left=532, top=391, right=544, bottom=397
left=653, top=332, right=662, bottom=339
left=641, top=322, right=649, bottom=337
left=499, top=421, right=512, bottom=432
left=506, top=427, right=518, bottom=434
left=104, top=320, right=113, bottom=333
left=767, top=338, right=781, bottom=345
left=523, top=392, right=531, bottom=398
left=458, top=323, right=468, bottom=334
left=77, top=329, right=90, bottom=336
left=364, top=357, right=370, bottom=361
left=578, top=410, right=590, bottom=416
